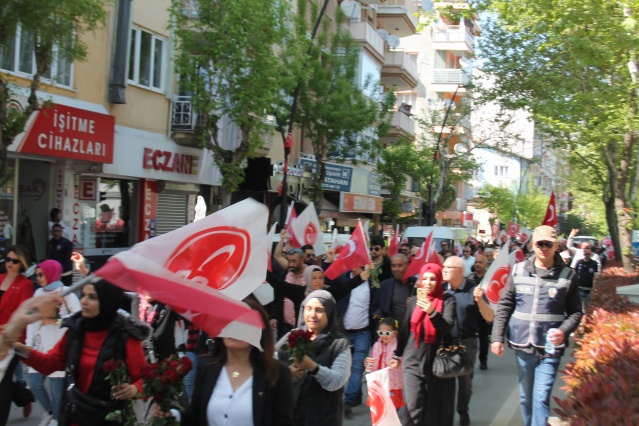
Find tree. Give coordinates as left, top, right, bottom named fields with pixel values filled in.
left=377, top=140, right=420, bottom=225
left=288, top=3, right=394, bottom=207
left=474, top=183, right=550, bottom=229
left=476, top=0, right=639, bottom=270
left=0, top=0, right=108, bottom=176
left=170, top=0, right=290, bottom=206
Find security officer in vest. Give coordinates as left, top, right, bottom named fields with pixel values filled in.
left=491, top=225, right=582, bottom=426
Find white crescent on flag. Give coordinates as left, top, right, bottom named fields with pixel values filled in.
left=366, top=368, right=402, bottom=426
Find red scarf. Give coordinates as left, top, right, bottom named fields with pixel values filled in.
left=409, top=263, right=444, bottom=347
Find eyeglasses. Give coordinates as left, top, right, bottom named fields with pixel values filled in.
left=463, top=250, right=471, bottom=253
left=4, top=257, right=21, bottom=265
left=535, top=241, right=554, bottom=249
left=399, top=249, right=408, bottom=254
left=377, top=330, right=395, bottom=337
left=305, top=253, right=315, bottom=258
left=369, top=247, right=381, bottom=252
left=443, top=266, right=461, bottom=270
left=36, top=272, right=44, bottom=278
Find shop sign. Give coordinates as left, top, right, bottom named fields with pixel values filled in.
left=16, top=104, right=114, bottom=163
left=368, top=172, right=381, bottom=196
left=78, top=178, right=99, bottom=201
left=138, top=180, right=157, bottom=241
left=340, top=192, right=383, bottom=214
left=299, top=158, right=352, bottom=192
left=142, top=148, right=198, bottom=175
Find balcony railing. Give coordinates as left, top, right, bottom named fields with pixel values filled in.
left=432, top=69, right=469, bottom=85
left=432, top=25, right=474, bottom=49
left=348, top=21, right=385, bottom=60
left=181, top=0, right=200, bottom=18
left=384, top=51, right=418, bottom=81
left=172, top=96, right=203, bottom=132
left=391, top=110, right=416, bottom=136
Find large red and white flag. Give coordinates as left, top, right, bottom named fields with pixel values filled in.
left=290, top=202, right=325, bottom=255
left=266, top=222, right=277, bottom=272
left=480, top=247, right=512, bottom=308
left=541, top=191, right=558, bottom=227
left=324, top=223, right=371, bottom=280
left=388, top=225, right=399, bottom=258
left=330, top=229, right=348, bottom=254
left=285, top=202, right=301, bottom=248
left=95, top=198, right=269, bottom=343
left=366, top=368, right=402, bottom=426
left=403, top=228, right=442, bottom=281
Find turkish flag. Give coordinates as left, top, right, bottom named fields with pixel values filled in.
left=402, top=228, right=442, bottom=281
left=290, top=202, right=325, bottom=255
left=94, top=198, right=270, bottom=340
left=285, top=203, right=301, bottom=248
left=480, top=247, right=511, bottom=307
left=388, top=225, right=399, bottom=258
left=541, top=191, right=558, bottom=227
left=324, top=223, right=371, bottom=280
left=330, top=228, right=348, bottom=254
left=366, top=368, right=402, bottom=426
left=506, top=222, right=520, bottom=238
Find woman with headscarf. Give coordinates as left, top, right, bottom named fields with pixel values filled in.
left=283, top=290, right=352, bottom=426
left=390, top=263, right=457, bottom=426
left=265, top=265, right=371, bottom=328
left=152, top=297, right=294, bottom=426
left=26, top=260, right=81, bottom=426
left=12, top=280, right=149, bottom=426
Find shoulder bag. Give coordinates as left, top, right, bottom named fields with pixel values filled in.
left=432, top=337, right=474, bottom=379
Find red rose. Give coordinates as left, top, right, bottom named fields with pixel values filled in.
left=140, top=365, right=154, bottom=380
left=177, top=357, right=193, bottom=375
left=103, top=360, right=117, bottom=372
left=154, top=392, right=165, bottom=402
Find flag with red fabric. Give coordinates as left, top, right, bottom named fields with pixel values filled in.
left=388, top=225, right=399, bottom=258
left=402, top=228, right=442, bottom=281
left=324, top=223, right=371, bottom=280
left=94, top=198, right=269, bottom=342
left=506, top=222, right=520, bottom=238
left=366, top=368, right=402, bottom=426
left=290, top=202, right=326, bottom=255
left=480, top=247, right=511, bottom=308
left=541, top=191, right=558, bottom=227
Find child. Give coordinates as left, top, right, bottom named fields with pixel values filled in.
left=366, top=317, right=404, bottom=409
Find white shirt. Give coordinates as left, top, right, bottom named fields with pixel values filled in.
left=462, top=256, right=476, bottom=277
left=343, top=278, right=370, bottom=330
left=26, top=286, right=81, bottom=377
left=207, top=366, right=254, bottom=426
left=0, top=350, right=13, bottom=382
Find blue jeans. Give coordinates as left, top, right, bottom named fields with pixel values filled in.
left=344, top=329, right=371, bottom=405
left=27, top=373, right=64, bottom=420
left=514, top=351, right=561, bottom=426
left=184, top=351, right=199, bottom=402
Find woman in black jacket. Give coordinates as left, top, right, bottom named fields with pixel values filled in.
left=154, top=297, right=293, bottom=426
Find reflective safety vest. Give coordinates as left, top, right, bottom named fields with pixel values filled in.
left=507, top=263, right=574, bottom=349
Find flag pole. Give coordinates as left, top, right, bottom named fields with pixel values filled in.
left=359, top=220, right=373, bottom=264
left=59, top=274, right=99, bottom=297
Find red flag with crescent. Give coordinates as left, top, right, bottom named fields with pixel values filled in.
left=290, top=202, right=325, bottom=255
left=541, top=191, right=558, bottom=227
left=480, top=247, right=511, bottom=307
left=365, top=368, right=402, bottom=426
left=324, top=223, right=371, bottom=280
left=388, top=225, right=399, bottom=258
left=94, top=198, right=268, bottom=340
left=402, top=228, right=442, bottom=281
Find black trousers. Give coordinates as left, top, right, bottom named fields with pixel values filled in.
left=456, top=337, right=479, bottom=415
left=478, top=317, right=492, bottom=364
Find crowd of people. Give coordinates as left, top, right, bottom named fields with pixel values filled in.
left=0, top=222, right=597, bottom=426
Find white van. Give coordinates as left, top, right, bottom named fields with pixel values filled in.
left=401, top=226, right=466, bottom=252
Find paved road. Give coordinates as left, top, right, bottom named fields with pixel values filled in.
left=8, top=345, right=571, bottom=425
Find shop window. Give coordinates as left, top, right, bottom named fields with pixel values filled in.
left=77, top=179, right=135, bottom=249
left=0, top=26, right=73, bottom=87
left=128, top=27, right=165, bottom=90
left=0, top=159, right=16, bottom=255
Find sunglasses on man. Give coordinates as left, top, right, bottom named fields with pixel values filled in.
left=535, top=241, right=554, bottom=249
left=369, top=246, right=382, bottom=252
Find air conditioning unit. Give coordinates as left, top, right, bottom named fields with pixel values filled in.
left=455, top=198, right=467, bottom=211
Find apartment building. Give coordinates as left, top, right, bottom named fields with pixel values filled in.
left=0, top=0, right=219, bottom=265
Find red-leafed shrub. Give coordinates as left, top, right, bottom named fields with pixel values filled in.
left=554, top=267, right=639, bottom=425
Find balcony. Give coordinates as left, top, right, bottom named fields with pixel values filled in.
left=432, top=25, right=475, bottom=52
left=180, top=0, right=200, bottom=18
left=431, top=69, right=470, bottom=92
left=367, top=0, right=419, bottom=38
left=433, top=0, right=471, bottom=10
left=381, top=110, right=416, bottom=145
left=381, top=50, right=418, bottom=90
left=348, top=21, right=385, bottom=64
left=171, top=96, right=203, bottom=147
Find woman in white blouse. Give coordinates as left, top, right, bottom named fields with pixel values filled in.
left=155, top=297, right=293, bottom=426
left=285, top=290, right=353, bottom=426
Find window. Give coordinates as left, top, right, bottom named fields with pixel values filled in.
left=129, top=28, right=165, bottom=90
left=494, top=165, right=508, bottom=177
left=0, top=26, right=72, bottom=87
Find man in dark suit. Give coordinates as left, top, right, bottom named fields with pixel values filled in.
left=47, top=224, right=73, bottom=286
left=373, top=254, right=412, bottom=323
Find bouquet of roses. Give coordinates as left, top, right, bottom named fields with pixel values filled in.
left=280, top=329, right=315, bottom=362
left=141, top=355, right=193, bottom=426
left=103, top=359, right=137, bottom=426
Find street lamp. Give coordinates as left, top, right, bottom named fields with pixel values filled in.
left=422, top=82, right=465, bottom=226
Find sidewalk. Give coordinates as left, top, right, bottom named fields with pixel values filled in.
left=345, top=344, right=572, bottom=426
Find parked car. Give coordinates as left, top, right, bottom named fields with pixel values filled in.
left=401, top=226, right=466, bottom=252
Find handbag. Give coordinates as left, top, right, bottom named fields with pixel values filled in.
left=432, top=338, right=474, bottom=379
left=61, top=365, right=122, bottom=426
